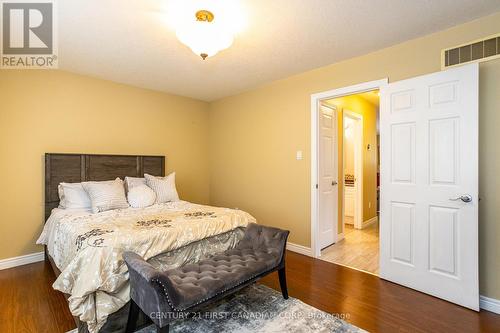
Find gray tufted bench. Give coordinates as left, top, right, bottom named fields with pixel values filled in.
left=123, top=223, right=290, bottom=333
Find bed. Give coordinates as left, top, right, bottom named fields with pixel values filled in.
left=39, top=153, right=255, bottom=333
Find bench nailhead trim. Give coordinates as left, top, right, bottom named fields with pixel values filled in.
left=152, top=263, right=282, bottom=313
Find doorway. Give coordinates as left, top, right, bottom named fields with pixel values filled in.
left=342, top=110, right=363, bottom=230
left=318, top=90, right=380, bottom=275
left=310, top=79, right=387, bottom=260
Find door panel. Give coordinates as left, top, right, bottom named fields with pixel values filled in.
left=322, top=136, right=334, bottom=176
left=429, top=117, right=459, bottom=185
left=391, top=90, right=415, bottom=112
left=390, top=202, right=415, bottom=265
left=380, top=63, right=478, bottom=310
left=318, top=104, right=338, bottom=249
left=391, top=123, right=415, bottom=184
left=429, top=205, right=458, bottom=277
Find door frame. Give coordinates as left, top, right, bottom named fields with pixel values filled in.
left=310, top=78, right=388, bottom=258
left=342, top=109, right=364, bottom=230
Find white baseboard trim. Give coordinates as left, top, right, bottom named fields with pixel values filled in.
left=0, top=251, right=45, bottom=270
left=286, top=242, right=313, bottom=257
left=480, top=295, right=500, bottom=314
left=362, top=216, right=378, bottom=229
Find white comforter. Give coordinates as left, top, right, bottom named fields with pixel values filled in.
left=37, top=201, right=255, bottom=333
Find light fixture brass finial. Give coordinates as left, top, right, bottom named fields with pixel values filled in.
left=196, top=10, right=214, bottom=22
left=200, top=53, right=208, bottom=60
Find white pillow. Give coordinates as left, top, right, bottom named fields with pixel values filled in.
left=58, top=183, right=92, bottom=210
left=144, top=172, right=179, bottom=204
left=125, top=176, right=146, bottom=192
left=127, top=185, right=157, bottom=208
left=82, top=178, right=129, bottom=213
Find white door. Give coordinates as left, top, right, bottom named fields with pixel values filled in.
left=319, top=104, right=338, bottom=249
left=380, top=63, right=479, bottom=310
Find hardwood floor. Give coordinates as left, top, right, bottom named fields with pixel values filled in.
left=0, top=259, right=75, bottom=333
left=1, top=252, right=499, bottom=333
left=321, top=221, right=379, bottom=274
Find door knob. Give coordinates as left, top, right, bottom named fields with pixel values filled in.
left=332, top=181, right=338, bottom=186
left=449, top=194, right=472, bottom=203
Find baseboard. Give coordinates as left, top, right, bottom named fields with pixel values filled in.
left=286, top=242, right=313, bottom=257
left=0, top=251, right=45, bottom=270
left=480, top=295, right=500, bottom=314
left=362, top=216, right=378, bottom=229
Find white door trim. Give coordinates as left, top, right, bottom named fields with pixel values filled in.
left=311, top=78, right=388, bottom=258
left=343, top=109, right=364, bottom=230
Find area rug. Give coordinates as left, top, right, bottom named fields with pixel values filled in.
left=68, top=284, right=366, bottom=333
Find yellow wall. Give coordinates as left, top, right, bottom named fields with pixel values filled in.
left=0, top=70, right=210, bottom=260
left=326, top=95, right=378, bottom=233
left=208, top=13, right=500, bottom=299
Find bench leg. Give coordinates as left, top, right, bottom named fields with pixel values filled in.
left=126, top=300, right=140, bottom=332
left=278, top=267, right=289, bottom=299
left=156, top=324, right=169, bottom=333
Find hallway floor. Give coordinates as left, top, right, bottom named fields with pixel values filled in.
left=320, top=220, right=379, bottom=274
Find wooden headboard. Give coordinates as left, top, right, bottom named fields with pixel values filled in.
left=44, top=153, right=165, bottom=220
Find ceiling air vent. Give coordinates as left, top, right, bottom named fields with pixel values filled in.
left=442, top=33, right=500, bottom=69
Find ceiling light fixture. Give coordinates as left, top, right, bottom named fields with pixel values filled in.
left=175, top=8, right=234, bottom=60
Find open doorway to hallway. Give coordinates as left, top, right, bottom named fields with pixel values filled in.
left=320, top=90, right=380, bottom=275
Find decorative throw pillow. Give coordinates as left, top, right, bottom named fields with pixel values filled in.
left=124, top=176, right=146, bottom=192
left=58, top=182, right=92, bottom=210
left=127, top=185, right=156, bottom=208
left=144, top=172, right=179, bottom=204
left=82, top=178, right=129, bottom=213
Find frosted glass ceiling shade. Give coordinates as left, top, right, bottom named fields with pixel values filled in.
left=168, top=0, right=246, bottom=59
left=176, top=19, right=234, bottom=59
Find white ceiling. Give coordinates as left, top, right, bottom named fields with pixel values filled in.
left=58, top=1, right=500, bottom=101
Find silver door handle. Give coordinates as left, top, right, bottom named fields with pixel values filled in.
left=449, top=194, right=472, bottom=203
left=332, top=181, right=338, bottom=186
